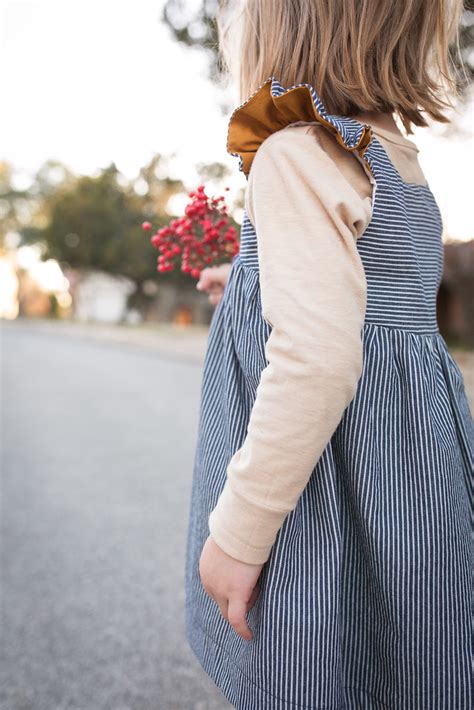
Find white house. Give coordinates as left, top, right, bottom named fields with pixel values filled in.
left=73, top=271, right=136, bottom=323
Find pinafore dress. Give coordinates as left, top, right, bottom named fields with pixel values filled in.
left=184, top=78, right=473, bottom=710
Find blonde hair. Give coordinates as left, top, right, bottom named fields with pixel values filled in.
left=216, top=0, right=467, bottom=133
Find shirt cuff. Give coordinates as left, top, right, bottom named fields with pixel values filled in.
left=208, top=480, right=288, bottom=565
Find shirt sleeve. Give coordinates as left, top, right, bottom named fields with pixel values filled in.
left=208, top=124, right=373, bottom=565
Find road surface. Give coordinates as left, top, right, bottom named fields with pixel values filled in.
left=1, top=320, right=231, bottom=710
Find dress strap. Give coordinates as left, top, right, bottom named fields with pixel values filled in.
left=226, top=76, right=375, bottom=183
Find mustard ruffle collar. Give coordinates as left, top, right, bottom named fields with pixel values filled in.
left=226, top=76, right=374, bottom=179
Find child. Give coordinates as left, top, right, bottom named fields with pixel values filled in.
left=184, top=1, right=473, bottom=708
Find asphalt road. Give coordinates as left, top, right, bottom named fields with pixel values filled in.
left=1, top=321, right=232, bottom=710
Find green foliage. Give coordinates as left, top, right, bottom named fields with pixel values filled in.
left=40, top=164, right=160, bottom=283
left=162, top=0, right=221, bottom=82
left=0, top=159, right=76, bottom=250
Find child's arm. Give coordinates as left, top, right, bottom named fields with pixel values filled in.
left=208, top=125, right=373, bottom=565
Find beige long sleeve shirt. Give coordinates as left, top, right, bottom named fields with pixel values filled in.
left=208, top=118, right=427, bottom=565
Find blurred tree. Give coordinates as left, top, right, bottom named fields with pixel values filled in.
left=34, top=162, right=178, bottom=286
left=162, top=0, right=222, bottom=82
left=163, top=0, right=474, bottom=98
left=195, top=159, right=233, bottom=183
left=0, top=161, right=29, bottom=246
left=0, top=160, right=76, bottom=250
left=137, top=153, right=185, bottom=217
left=31, top=160, right=76, bottom=199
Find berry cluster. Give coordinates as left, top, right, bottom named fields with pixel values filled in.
left=142, top=184, right=239, bottom=278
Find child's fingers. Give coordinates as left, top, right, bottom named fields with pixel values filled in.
left=196, top=264, right=231, bottom=294
left=208, top=291, right=223, bottom=306
left=246, top=584, right=261, bottom=612
left=197, top=279, right=224, bottom=303
left=207, top=284, right=223, bottom=297
left=217, top=598, right=229, bottom=622
left=227, top=597, right=252, bottom=641
left=196, top=268, right=222, bottom=292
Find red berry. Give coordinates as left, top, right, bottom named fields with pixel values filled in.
left=142, top=221, right=152, bottom=231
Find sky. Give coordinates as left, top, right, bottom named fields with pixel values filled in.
left=1, top=0, right=473, bottom=241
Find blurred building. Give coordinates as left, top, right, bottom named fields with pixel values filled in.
left=143, top=282, right=214, bottom=326
left=438, top=240, right=474, bottom=346
left=70, top=271, right=136, bottom=324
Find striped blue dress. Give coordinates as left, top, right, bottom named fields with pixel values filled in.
left=184, top=78, right=473, bottom=710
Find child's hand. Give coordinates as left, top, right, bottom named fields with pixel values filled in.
left=196, top=264, right=232, bottom=306
left=199, top=534, right=264, bottom=641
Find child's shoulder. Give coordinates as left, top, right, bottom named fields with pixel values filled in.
left=255, top=121, right=324, bottom=153
left=250, top=121, right=338, bottom=175
left=226, top=78, right=374, bottom=179
left=245, top=121, right=374, bottom=241
left=249, top=122, right=372, bottom=202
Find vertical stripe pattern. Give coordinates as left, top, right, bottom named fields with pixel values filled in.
left=184, top=79, right=473, bottom=709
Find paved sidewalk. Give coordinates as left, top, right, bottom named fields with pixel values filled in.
left=2, top=317, right=210, bottom=365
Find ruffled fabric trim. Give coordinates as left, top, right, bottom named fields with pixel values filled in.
left=226, top=76, right=374, bottom=180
